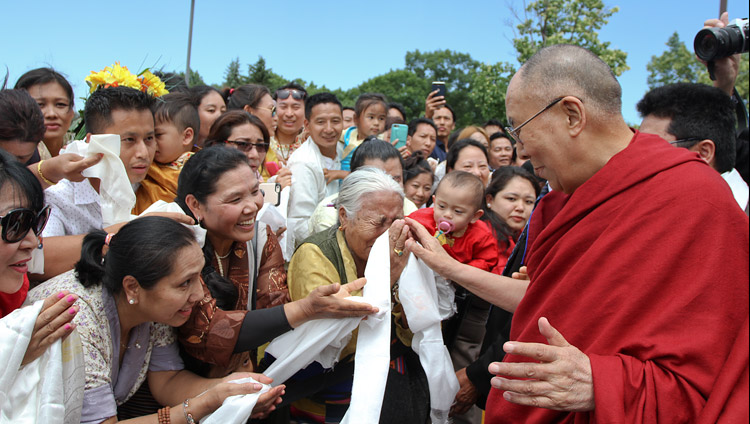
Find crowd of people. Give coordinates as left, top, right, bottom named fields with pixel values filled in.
left=0, top=12, right=748, bottom=424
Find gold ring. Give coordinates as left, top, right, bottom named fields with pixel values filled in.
left=394, top=248, right=404, bottom=256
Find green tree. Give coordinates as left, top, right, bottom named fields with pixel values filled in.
left=646, top=32, right=712, bottom=88
left=647, top=32, right=748, bottom=108
left=512, top=0, right=628, bottom=76
left=175, top=69, right=206, bottom=87
left=404, top=49, right=482, bottom=127
left=470, top=62, right=516, bottom=123
left=222, top=57, right=245, bottom=88
left=353, top=69, right=431, bottom=120
left=247, top=56, right=287, bottom=89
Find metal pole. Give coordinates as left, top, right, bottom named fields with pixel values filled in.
left=719, top=0, right=727, bottom=16
left=185, top=0, right=195, bottom=86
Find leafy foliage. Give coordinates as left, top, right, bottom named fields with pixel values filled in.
left=647, top=32, right=748, bottom=108
left=222, top=57, right=245, bottom=88
left=646, top=33, right=712, bottom=88
left=512, top=0, right=628, bottom=76
left=471, top=62, right=517, bottom=124
left=202, top=1, right=632, bottom=128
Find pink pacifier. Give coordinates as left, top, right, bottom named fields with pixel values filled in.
left=437, top=220, right=454, bottom=235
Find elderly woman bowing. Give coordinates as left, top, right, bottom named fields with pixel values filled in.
left=284, top=167, right=429, bottom=424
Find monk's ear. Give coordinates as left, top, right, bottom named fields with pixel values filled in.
left=561, top=96, right=586, bottom=138
left=693, top=140, right=716, bottom=167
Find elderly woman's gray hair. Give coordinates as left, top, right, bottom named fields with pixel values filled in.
left=336, top=167, right=404, bottom=219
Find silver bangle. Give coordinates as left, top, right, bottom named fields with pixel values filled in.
left=183, top=399, right=196, bottom=424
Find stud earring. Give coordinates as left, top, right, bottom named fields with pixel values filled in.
left=129, top=299, right=135, bottom=305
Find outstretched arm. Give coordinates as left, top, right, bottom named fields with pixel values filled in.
left=404, top=217, right=528, bottom=313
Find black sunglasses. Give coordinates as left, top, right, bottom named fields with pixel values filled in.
left=276, top=89, right=306, bottom=101
left=226, top=140, right=270, bottom=153
left=0, top=205, right=51, bottom=243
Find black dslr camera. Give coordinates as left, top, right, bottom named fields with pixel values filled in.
left=694, top=18, right=749, bottom=62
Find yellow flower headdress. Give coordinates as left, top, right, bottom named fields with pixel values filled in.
left=85, top=62, right=169, bottom=97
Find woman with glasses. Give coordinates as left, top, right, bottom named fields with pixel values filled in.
left=205, top=110, right=271, bottom=182
left=223, top=84, right=277, bottom=137
left=0, top=148, right=84, bottom=418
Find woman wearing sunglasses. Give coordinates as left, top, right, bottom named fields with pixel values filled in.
left=204, top=110, right=271, bottom=182
left=223, top=84, right=277, bottom=137
left=0, top=148, right=80, bottom=365
left=263, top=83, right=307, bottom=179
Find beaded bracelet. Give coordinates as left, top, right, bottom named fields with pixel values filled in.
left=37, top=160, right=56, bottom=185
left=157, top=406, right=171, bottom=424
left=183, top=399, right=196, bottom=424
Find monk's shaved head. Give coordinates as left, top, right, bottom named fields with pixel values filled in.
left=517, top=44, right=622, bottom=116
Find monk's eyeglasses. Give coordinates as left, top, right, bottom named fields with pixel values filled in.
left=668, top=137, right=702, bottom=146
left=505, top=97, right=564, bottom=146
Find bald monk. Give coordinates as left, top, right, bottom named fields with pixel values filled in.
left=406, top=44, right=748, bottom=423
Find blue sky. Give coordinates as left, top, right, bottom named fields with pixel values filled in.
left=1, top=0, right=747, bottom=125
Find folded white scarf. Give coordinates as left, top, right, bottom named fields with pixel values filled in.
left=0, top=300, right=85, bottom=423
left=62, top=135, right=135, bottom=227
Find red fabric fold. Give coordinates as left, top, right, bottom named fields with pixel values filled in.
left=485, top=132, right=749, bottom=423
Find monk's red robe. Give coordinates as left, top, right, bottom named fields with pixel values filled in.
left=486, top=132, right=749, bottom=423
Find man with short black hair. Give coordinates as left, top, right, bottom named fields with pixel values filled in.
left=342, top=106, right=355, bottom=129
left=406, top=117, right=438, bottom=159
left=637, top=82, right=748, bottom=210
left=483, top=119, right=504, bottom=137
left=388, top=102, right=407, bottom=122
left=425, top=90, right=455, bottom=162
left=287, top=92, right=344, bottom=245
left=264, top=82, right=308, bottom=177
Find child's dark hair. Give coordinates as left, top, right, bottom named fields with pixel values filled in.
left=482, top=166, right=540, bottom=250
left=14, top=67, right=75, bottom=108
left=75, top=217, right=197, bottom=293
left=305, top=92, right=342, bottom=120
left=403, top=152, right=433, bottom=185
left=354, top=93, right=387, bottom=117
left=435, top=170, right=484, bottom=211
left=84, top=86, right=154, bottom=134
left=223, top=84, right=271, bottom=111
left=175, top=146, right=251, bottom=309
left=0, top=89, right=45, bottom=144
left=0, top=148, right=44, bottom=212
left=153, top=92, right=200, bottom=135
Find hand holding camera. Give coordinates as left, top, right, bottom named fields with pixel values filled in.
left=694, top=12, right=748, bottom=94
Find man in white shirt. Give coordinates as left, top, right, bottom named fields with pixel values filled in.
left=287, top=93, right=344, bottom=247
left=637, top=82, right=749, bottom=212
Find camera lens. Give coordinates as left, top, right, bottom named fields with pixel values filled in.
left=694, top=23, right=748, bottom=62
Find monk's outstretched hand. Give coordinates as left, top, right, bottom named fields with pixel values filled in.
left=488, top=317, right=594, bottom=412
